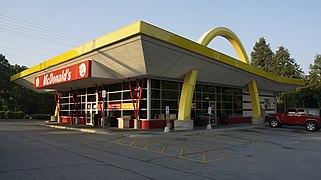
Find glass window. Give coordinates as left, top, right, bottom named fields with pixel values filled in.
left=109, top=93, right=121, bottom=101
left=140, top=100, right=147, bottom=109
left=78, top=88, right=86, bottom=95
left=222, top=95, right=232, bottom=102
left=151, top=100, right=160, bottom=109
left=62, top=91, right=69, bottom=96
left=222, top=102, right=233, bottom=109
left=222, top=87, right=234, bottom=95
left=109, top=83, right=122, bottom=91
left=123, top=110, right=134, bottom=118
left=233, top=110, right=243, bottom=117
left=196, top=102, right=202, bottom=109
left=151, top=79, right=160, bottom=89
left=87, top=87, right=96, bottom=94
left=216, top=87, right=222, bottom=94
left=202, top=102, right=209, bottom=109
left=162, top=80, right=179, bottom=90
left=142, top=89, right=147, bottom=98
left=139, top=110, right=147, bottom=119
left=87, top=95, right=96, bottom=102
left=203, top=85, right=216, bottom=93
left=151, top=90, right=160, bottom=99
left=216, top=102, right=222, bottom=109
left=195, top=84, right=201, bottom=92
left=233, top=95, right=243, bottom=103
left=162, top=100, right=178, bottom=109
left=233, top=102, right=243, bottom=109
left=162, top=90, right=179, bottom=100
left=195, top=93, right=201, bottom=101
left=216, top=94, right=221, bottom=101
left=203, top=93, right=215, bottom=101
left=122, top=82, right=130, bottom=90
left=222, top=109, right=232, bottom=116
left=151, top=110, right=161, bottom=119
left=123, top=91, right=131, bottom=100
left=232, top=89, right=242, bottom=95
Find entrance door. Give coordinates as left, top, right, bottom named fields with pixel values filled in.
left=86, top=102, right=96, bottom=126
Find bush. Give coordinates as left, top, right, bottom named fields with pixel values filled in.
left=0, top=111, right=5, bottom=119
left=16, top=111, right=25, bottom=119
left=30, top=114, right=51, bottom=120
left=3, top=111, right=25, bottom=119
left=4, top=111, right=14, bottom=119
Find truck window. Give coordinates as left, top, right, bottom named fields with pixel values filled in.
left=287, top=109, right=296, bottom=116
left=297, top=109, right=306, bottom=116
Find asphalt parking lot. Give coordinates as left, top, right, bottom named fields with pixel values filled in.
left=1, top=119, right=321, bottom=180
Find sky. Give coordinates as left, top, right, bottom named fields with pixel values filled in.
left=1, top=0, right=321, bottom=74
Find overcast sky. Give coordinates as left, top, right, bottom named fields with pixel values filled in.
left=1, top=0, right=320, bottom=74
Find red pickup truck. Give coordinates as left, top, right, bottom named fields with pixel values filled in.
left=266, top=108, right=321, bottom=131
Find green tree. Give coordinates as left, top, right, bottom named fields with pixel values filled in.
left=0, top=53, right=55, bottom=114
left=272, top=46, right=304, bottom=78
left=250, top=37, right=274, bottom=72
left=307, top=54, right=321, bottom=107
left=250, top=40, right=306, bottom=111
left=0, top=54, right=11, bottom=110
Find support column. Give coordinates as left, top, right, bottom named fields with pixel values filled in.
left=175, top=69, right=199, bottom=130
left=248, top=80, right=263, bottom=124
left=147, top=79, right=151, bottom=120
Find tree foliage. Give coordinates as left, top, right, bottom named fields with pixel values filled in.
left=0, top=54, right=55, bottom=114
left=250, top=38, right=308, bottom=111
left=306, top=54, right=321, bottom=107
left=250, top=37, right=274, bottom=72
left=272, top=46, right=304, bottom=79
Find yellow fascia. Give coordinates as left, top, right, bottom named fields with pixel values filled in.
left=138, top=22, right=303, bottom=86
left=248, top=80, right=261, bottom=117
left=178, top=69, right=199, bottom=120
left=11, top=20, right=304, bottom=87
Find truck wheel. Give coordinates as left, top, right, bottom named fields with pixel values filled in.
left=305, top=121, right=318, bottom=132
left=269, top=118, right=280, bottom=128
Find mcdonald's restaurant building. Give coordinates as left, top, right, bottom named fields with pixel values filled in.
left=11, top=21, right=303, bottom=130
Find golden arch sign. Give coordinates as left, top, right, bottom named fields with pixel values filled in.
left=197, top=27, right=250, bottom=64
left=196, top=27, right=261, bottom=120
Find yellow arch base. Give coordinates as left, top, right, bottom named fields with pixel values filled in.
left=177, top=69, right=199, bottom=120
left=54, top=106, right=59, bottom=117
left=248, top=80, right=261, bottom=118
left=198, top=27, right=261, bottom=119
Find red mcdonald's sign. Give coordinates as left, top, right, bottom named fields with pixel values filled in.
left=34, top=60, right=92, bottom=88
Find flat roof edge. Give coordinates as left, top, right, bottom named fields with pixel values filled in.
left=11, top=20, right=304, bottom=87
left=10, top=21, right=144, bottom=81
left=138, top=22, right=304, bottom=86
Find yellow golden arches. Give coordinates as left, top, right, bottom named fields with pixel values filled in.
left=197, top=27, right=250, bottom=64
left=198, top=27, right=262, bottom=121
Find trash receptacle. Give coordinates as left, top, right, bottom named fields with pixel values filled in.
left=220, top=114, right=228, bottom=125
left=117, top=116, right=131, bottom=129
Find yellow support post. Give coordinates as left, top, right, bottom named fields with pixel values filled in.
left=54, top=105, right=59, bottom=116
left=177, top=69, right=199, bottom=120
left=248, top=80, right=262, bottom=123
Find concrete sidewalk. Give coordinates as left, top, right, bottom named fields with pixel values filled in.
left=38, top=122, right=265, bottom=137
